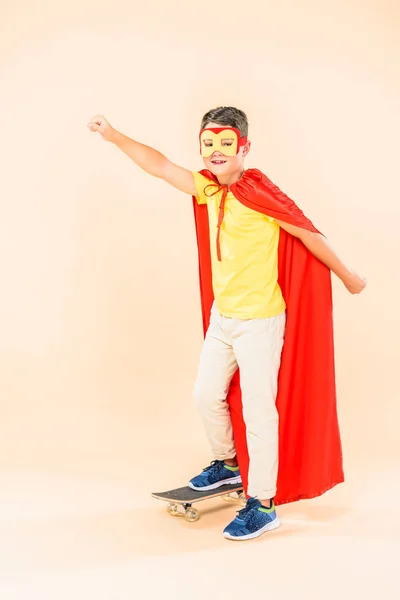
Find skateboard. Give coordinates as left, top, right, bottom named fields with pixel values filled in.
left=151, top=483, right=246, bottom=522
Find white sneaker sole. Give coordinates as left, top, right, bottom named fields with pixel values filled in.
left=224, top=517, right=281, bottom=541
left=188, top=475, right=242, bottom=492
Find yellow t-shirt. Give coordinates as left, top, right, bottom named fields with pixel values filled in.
left=193, top=172, right=286, bottom=319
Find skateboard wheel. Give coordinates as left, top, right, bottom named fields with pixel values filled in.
left=184, top=508, right=199, bottom=523
left=238, top=492, right=247, bottom=505
left=167, top=503, right=180, bottom=517
left=222, top=492, right=238, bottom=502
left=222, top=493, right=234, bottom=502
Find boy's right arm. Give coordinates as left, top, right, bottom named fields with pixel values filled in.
left=87, top=115, right=197, bottom=196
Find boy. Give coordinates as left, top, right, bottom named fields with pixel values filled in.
left=88, top=106, right=366, bottom=541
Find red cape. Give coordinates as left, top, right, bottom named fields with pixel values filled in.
left=192, top=168, right=344, bottom=505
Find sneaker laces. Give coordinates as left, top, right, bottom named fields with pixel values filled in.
left=202, top=460, right=224, bottom=473
left=236, top=498, right=260, bottom=520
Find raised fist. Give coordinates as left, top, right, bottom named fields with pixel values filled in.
left=87, top=114, right=115, bottom=141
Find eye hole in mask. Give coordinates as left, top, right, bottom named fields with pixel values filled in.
left=199, top=127, right=248, bottom=158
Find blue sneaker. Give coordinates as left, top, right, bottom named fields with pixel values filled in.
left=188, top=460, right=242, bottom=491
left=223, top=497, right=280, bottom=540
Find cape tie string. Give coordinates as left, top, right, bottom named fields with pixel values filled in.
left=204, top=183, right=228, bottom=262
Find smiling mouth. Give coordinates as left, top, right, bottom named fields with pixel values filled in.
left=211, top=159, right=227, bottom=165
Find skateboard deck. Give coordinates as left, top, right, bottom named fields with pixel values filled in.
left=152, top=483, right=245, bottom=522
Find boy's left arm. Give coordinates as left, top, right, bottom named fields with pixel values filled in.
left=275, top=221, right=367, bottom=294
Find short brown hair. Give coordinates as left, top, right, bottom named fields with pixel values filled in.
left=200, top=106, right=249, bottom=137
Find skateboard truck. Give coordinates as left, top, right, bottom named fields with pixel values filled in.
left=167, top=502, right=200, bottom=522
left=152, top=484, right=246, bottom=523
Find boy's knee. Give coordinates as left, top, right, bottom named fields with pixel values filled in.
left=193, top=378, right=210, bottom=410
left=242, top=398, right=278, bottom=426
left=193, top=379, right=226, bottom=416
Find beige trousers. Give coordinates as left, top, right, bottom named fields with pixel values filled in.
left=193, top=304, right=286, bottom=500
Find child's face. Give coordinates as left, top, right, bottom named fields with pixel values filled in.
left=201, top=121, right=251, bottom=178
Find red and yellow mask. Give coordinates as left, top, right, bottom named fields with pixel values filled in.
left=199, top=127, right=248, bottom=158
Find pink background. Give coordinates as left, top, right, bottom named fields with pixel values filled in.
left=0, top=0, right=399, bottom=597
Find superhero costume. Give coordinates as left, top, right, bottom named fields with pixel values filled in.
left=192, top=144, right=344, bottom=505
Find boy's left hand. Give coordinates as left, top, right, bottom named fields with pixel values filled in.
left=342, top=270, right=367, bottom=294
